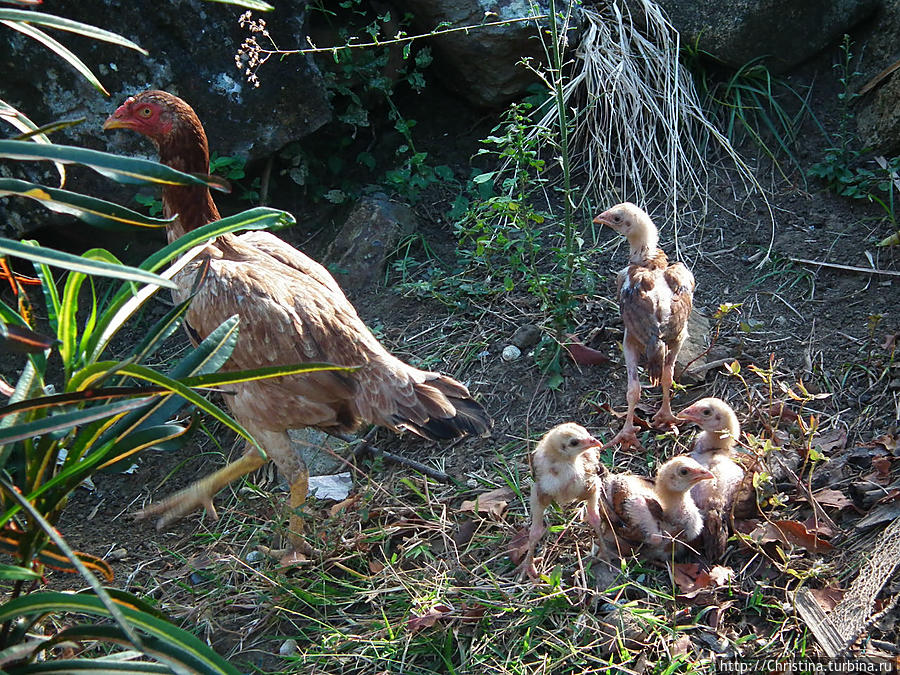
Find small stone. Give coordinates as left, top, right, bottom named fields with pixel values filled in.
left=466, top=478, right=477, bottom=488
left=245, top=550, right=264, bottom=564
left=501, top=345, right=521, bottom=361
left=510, top=324, right=541, bottom=350
left=279, top=639, right=298, bottom=656
left=188, top=572, right=206, bottom=586
left=107, top=548, right=128, bottom=562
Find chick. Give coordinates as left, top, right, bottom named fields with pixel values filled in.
left=593, top=203, right=695, bottom=450
left=676, top=397, right=745, bottom=561
left=522, top=423, right=605, bottom=579
left=600, top=455, right=714, bottom=559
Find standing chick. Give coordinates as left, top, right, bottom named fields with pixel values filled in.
left=593, top=203, right=695, bottom=450
left=522, top=423, right=605, bottom=579
left=600, top=455, right=713, bottom=559
left=676, top=397, right=745, bottom=561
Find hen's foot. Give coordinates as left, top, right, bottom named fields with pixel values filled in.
left=517, top=554, right=542, bottom=581
left=652, top=409, right=680, bottom=432
left=136, top=481, right=219, bottom=529
left=258, top=541, right=319, bottom=567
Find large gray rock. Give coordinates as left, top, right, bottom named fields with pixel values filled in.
left=654, top=0, right=880, bottom=72
left=0, top=1, right=331, bottom=161
left=856, top=73, right=900, bottom=155
left=323, top=192, right=418, bottom=293
left=398, top=0, right=550, bottom=107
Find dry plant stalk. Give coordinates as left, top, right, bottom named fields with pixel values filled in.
left=521, top=0, right=771, bottom=258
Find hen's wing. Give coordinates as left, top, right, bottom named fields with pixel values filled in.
left=662, top=261, right=694, bottom=347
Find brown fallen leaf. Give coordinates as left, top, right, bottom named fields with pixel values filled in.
left=872, top=456, right=893, bottom=481
left=595, top=403, right=652, bottom=430
left=368, top=559, right=385, bottom=574
left=458, top=487, right=513, bottom=519
left=564, top=336, right=610, bottom=366
left=812, top=428, right=847, bottom=456
left=673, top=563, right=735, bottom=598
left=407, top=603, right=453, bottom=633
left=801, top=516, right=835, bottom=538
left=453, top=519, right=477, bottom=548
left=809, top=585, right=845, bottom=612
left=764, top=402, right=799, bottom=425
left=507, top=527, right=530, bottom=565
left=882, top=331, right=899, bottom=352
left=876, top=488, right=900, bottom=505
left=870, top=433, right=898, bottom=455
left=751, top=520, right=834, bottom=553
left=329, top=494, right=361, bottom=517
left=670, top=634, right=693, bottom=658
left=812, top=488, right=854, bottom=511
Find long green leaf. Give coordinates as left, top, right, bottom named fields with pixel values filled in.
left=0, top=178, right=174, bottom=229
left=0, top=140, right=230, bottom=191
left=0, top=397, right=152, bottom=445
left=0, top=483, right=146, bottom=654
left=182, top=362, right=357, bottom=388
left=1, top=20, right=108, bottom=94
left=0, top=592, right=239, bottom=675
left=0, top=563, right=41, bottom=581
left=8, top=660, right=172, bottom=673
left=0, top=98, right=65, bottom=185
left=202, top=0, right=273, bottom=10
left=0, top=239, right=177, bottom=289
left=0, top=10, right=147, bottom=52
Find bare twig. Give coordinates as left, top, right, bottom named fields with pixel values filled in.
left=790, top=257, right=900, bottom=277
left=333, top=431, right=452, bottom=484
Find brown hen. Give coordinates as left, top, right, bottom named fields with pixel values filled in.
left=593, top=203, right=695, bottom=450
left=104, top=91, right=492, bottom=562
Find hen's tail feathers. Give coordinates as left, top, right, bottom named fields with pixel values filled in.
left=644, top=335, right=667, bottom=386
left=394, top=375, right=492, bottom=442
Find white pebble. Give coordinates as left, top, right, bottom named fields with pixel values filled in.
left=501, top=345, right=521, bottom=361
left=279, top=639, right=298, bottom=656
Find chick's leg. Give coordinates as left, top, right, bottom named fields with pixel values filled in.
left=520, top=488, right=549, bottom=580
left=603, top=337, right=643, bottom=450
left=652, top=343, right=680, bottom=430
left=137, top=446, right=266, bottom=527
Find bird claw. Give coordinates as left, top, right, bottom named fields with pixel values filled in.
left=651, top=410, right=680, bottom=432
left=600, top=426, right=645, bottom=452
left=257, top=543, right=318, bottom=567
left=135, top=488, right=219, bottom=529
left=517, top=555, right=542, bottom=582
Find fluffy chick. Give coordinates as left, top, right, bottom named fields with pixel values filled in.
left=522, top=423, right=605, bottom=579
left=600, top=455, right=713, bottom=559
left=593, top=203, right=695, bottom=450
left=676, top=397, right=745, bottom=561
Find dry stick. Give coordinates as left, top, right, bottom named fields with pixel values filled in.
left=332, top=430, right=452, bottom=484
left=790, top=257, right=900, bottom=277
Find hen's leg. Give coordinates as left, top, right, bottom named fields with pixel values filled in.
left=603, top=337, right=644, bottom=451
left=136, top=446, right=266, bottom=527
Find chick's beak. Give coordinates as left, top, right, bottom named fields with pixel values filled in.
left=675, top=406, right=701, bottom=425
left=592, top=210, right=612, bottom=227
left=692, top=468, right=715, bottom=483
left=102, top=104, right=133, bottom=131
left=582, top=436, right=603, bottom=448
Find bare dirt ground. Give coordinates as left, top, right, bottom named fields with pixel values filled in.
left=4, top=45, right=899, bottom=675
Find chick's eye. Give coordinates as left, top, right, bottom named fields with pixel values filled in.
left=569, top=438, right=580, bottom=447
left=613, top=215, right=621, bottom=222
left=679, top=468, right=688, bottom=476
left=702, top=408, right=712, bottom=416
left=138, top=106, right=152, bottom=118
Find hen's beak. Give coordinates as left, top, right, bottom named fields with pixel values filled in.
left=102, top=104, right=133, bottom=131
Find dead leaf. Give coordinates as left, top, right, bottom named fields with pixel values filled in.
left=765, top=402, right=799, bottom=425
left=460, top=603, right=487, bottom=624
left=751, top=520, right=834, bottom=553
left=507, top=527, right=530, bottom=565
left=453, top=519, right=477, bottom=548
left=871, top=433, right=898, bottom=454
left=812, top=428, right=847, bottom=456
left=882, top=331, right=899, bottom=352
left=329, top=494, right=360, bottom=517
left=670, top=634, right=693, bottom=657
left=872, top=456, right=893, bottom=480
left=368, top=559, right=384, bottom=574
left=596, top=403, right=652, bottom=429
left=673, top=563, right=735, bottom=598
left=564, top=337, right=610, bottom=366
left=407, top=603, right=453, bottom=633
left=809, top=585, right=845, bottom=612
left=812, top=488, right=854, bottom=511
left=801, top=516, right=835, bottom=538
left=876, top=488, right=900, bottom=505
left=458, top=487, right=513, bottom=518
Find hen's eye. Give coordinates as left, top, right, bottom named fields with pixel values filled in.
left=138, top=106, right=152, bottom=118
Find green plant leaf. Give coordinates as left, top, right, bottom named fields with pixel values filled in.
left=0, top=10, right=147, bottom=52
left=0, top=98, right=65, bottom=185
left=0, top=140, right=230, bottom=191
left=1, top=19, right=109, bottom=94
left=201, top=0, right=274, bottom=10
left=0, top=563, right=41, bottom=581
left=0, top=592, right=239, bottom=675
left=0, top=396, right=152, bottom=445
left=0, top=178, right=174, bottom=229
left=0, top=239, right=177, bottom=288
left=6, top=660, right=172, bottom=673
